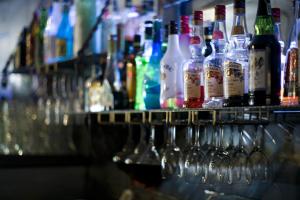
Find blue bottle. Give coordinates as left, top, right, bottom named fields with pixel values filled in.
left=144, top=20, right=163, bottom=109
left=55, top=1, right=73, bottom=62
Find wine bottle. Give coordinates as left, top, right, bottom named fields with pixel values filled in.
left=248, top=0, right=281, bottom=106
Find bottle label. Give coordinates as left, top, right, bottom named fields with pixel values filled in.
left=55, top=39, right=67, bottom=57
left=231, top=25, right=245, bottom=35
left=249, top=49, right=267, bottom=91
left=184, top=70, right=202, bottom=99
left=161, top=63, right=176, bottom=99
left=204, top=65, right=223, bottom=98
left=224, top=61, right=244, bottom=98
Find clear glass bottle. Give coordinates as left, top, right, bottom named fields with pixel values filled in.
left=180, top=16, right=192, bottom=60
left=144, top=19, right=163, bottom=109
left=283, top=2, right=299, bottom=105
left=135, top=21, right=153, bottom=110
left=183, top=11, right=205, bottom=108
left=203, top=5, right=228, bottom=108
left=160, top=21, right=185, bottom=108
left=223, top=0, right=249, bottom=107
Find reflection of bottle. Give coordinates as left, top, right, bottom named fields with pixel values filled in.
left=203, top=5, right=228, bottom=108
left=223, top=0, right=249, bottom=107
left=14, top=28, right=27, bottom=69
left=160, top=21, right=185, bottom=109
left=135, top=21, right=153, bottom=110
left=283, top=3, right=299, bottom=105
left=183, top=11, right=205, bottom=108
left=56, top=2, right=73, bottom=61
left=248, top=0, right=281, bottom=106
left=144, top=20, right=163, bottom=109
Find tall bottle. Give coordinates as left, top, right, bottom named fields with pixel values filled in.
left=283, top=2, right=299, bottom=105
left=249, top=0, right=281, bottom=106
left=160, top=21, right=185, bottom=108
left=203, top=5, right=228, bottom=108
left=144, top=20, right=163, bottom=109
left=183, top=11, right=205, bottom=108
left=126, top=34, right=141, bottom=109
left=135, top=21, right=153, bottom=110
left=223, top=0, right=249, bottom=107
left=56, top=1, right=73, bottom=61
left=180, top=16, right=192, bottom=60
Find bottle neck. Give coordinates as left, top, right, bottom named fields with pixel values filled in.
left=231, top=14, right=248, bottom=36
left=254, top=0, right=274, bottom=35
left=143, top=39, right=153, bottom=58
left=274, top=22, right=284, bottom=46
left=166, top=34, right=180, bottom=53
left=190, top=24, right=204, bottom=58
left=213, top=20, right=229, bottom=43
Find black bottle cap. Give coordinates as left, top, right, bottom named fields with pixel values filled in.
left=144, top=21, right=153, bottom=38
left=169, top=21, right=178, bottom=35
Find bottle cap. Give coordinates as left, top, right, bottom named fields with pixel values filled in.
left=272, top=8, right=281, bottom=23
left=234, top=0, right=245, bottom=15
left=169, top=20, right=178, bottom=35
left=133, top=34, right=141, bottom=47
left=180, top=15, right=190, bottom=34
left=153, top=19, right=162, bottom=42
left=194, top=10, right=203, bottom=25
left=215, top=5, right=226, bottom=21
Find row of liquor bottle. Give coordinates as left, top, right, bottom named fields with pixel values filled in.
left=13, top=0, right=154, bottom=69
left=87, top=0, right=296, bottom=111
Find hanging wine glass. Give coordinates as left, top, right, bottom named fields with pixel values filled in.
left=247, top=124, right=270, bottom=181
left=184, top=125, right=204, bottom=184
left=125, top=124, right=148, bottom=164
left=113, top=125, right=135, bottom=163
left=161, top=125, right=182, bottom=179
left=179, top=125, right=193, bottom=179
left=231, top=125, right=251, bottom=184
left=137, top=125, right=160, bottom=165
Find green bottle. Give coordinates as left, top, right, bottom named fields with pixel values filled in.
left=134, top=21, right=153, bottom=110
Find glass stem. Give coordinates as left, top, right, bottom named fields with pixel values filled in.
left=149, top=125, right=156, bottom=146
left=187, top=125, right=193, bottom=146
left=194, top=126, right=201, bottom=147
left=170, top=125, right=176, bottom=146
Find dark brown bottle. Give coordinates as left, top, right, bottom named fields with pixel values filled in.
left=248, top=0, right=281, bottom=106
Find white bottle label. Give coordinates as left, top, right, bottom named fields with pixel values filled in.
left=249, top=50, right=266, bottom=91
left=161, top=63, right=176, bottom=99
left=184, top=70, right=202, bottom=100
left=204, top=65, right=223, bottom=98
left=224, top=61, right=244, bottom=98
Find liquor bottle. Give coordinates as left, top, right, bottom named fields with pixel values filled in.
left=135, top=21, right=153, bottom=110
left=183, top=11, right=205, bottom=108
left=248, top=0, right=281, bottom=106
left=26, top=14, right=38, bottom=67
left=180, top=16, right=192, bottom=60
left=160, top=21, right=185, bottom=108
left=272, top=8, right=287, bottom=103
left=144, top=19, right=163, bottom=109
left=203, top=5, right=228, bottom=108
left=56, top=2, right=73, bottom=61
left=202, top=26, right=213, bottom=57
left=223, top=0, right=249, bottom=107
left=126, top=34, right=141, bottom=109
left=283, top=2, right=299, bottom=105
left=44, top=0, right=63, bottom=64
